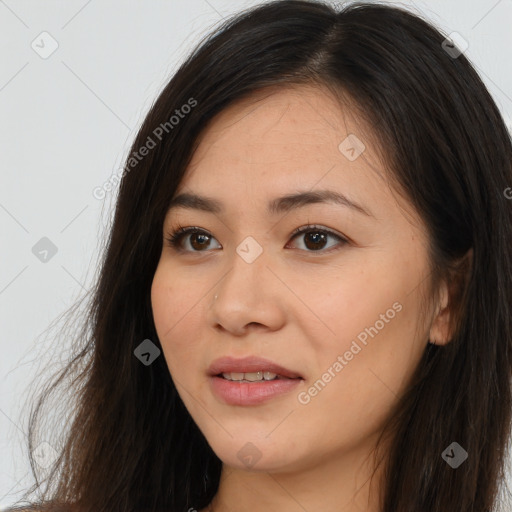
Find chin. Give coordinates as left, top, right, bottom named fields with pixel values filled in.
left=206, top=432, right=303, bottom=473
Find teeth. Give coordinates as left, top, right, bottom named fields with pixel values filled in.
left=245, top=371, right=264, bottom=382
left=221, top=371, right=279, bottom=381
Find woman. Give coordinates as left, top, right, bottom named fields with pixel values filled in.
left=10, top=1, right=512, bottom=511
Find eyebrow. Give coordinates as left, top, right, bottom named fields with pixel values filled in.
left=166, top=190, right=374, bottom=218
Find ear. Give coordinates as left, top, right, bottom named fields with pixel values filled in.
left=428, top=280, right=451, bottom=345
left=428, top=248, right=473, bottom=346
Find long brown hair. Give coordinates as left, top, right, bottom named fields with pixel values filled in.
left=11, top=1, right=512, bottom=511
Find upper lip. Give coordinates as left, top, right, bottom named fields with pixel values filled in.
left=208, top=356, right=303, bottom=379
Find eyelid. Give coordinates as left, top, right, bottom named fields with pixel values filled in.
left=285, top=224, right=349, bottom=253
left=288, top=224, right=348, bottom=243
left=165, top=223, right=349, bottom=253
left=165, top=225, right=221, bottom=252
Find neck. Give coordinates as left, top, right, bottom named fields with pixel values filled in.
left=205, top=438, right=387, bottom=512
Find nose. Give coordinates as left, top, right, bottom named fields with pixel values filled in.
left=206, top=248, right=287, bottom=336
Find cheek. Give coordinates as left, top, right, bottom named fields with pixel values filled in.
left=150, top=265, right=201, bottom=372
left=296, top=254, right=393, bottom=349
left=296, top=300, right=423, bottom=447
left=305, top=250, right=427, bottom=391
left=151, top=266, right=177, bottom=338
left=151, top=261, right=212, bottom=382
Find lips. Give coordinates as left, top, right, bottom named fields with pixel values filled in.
left=208, top=356, right=304, bottom=406
left=208, top=355, right=303, bottom=380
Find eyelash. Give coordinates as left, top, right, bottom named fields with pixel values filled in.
left=165, top=223, right=349, bottom=254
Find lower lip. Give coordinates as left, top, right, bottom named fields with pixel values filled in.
left=209, top=375, right=302, bottom=405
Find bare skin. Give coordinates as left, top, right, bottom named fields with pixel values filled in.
left=151, top=84, right=453, bottom=512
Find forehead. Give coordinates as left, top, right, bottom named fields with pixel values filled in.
left=188, top=84, right=363, bottom=168
left=184, top=85, right=380, bottom=185
left=174, top=84, right=420, bottom=229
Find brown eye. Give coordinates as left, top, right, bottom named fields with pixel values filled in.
left=166, top=227, right=221, bottom=252
left=287, top=225, right=348, bottom=253
left=189, top=232, right=212, bottom=250
left=303, top=231, right=327, bottom=250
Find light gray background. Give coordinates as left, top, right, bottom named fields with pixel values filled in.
left=1, top=0, right=512, bottom=509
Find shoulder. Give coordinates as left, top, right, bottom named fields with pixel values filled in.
left=2, top=508, right=41, bottom=512
left=2, top=508, right=36, bottom=512
left=2, top=508, right=37, bottom=512
left=3, top=504, right=76, bottom=512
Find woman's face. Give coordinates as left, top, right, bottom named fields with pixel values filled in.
left=151, top=85, right=441, bottom=473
